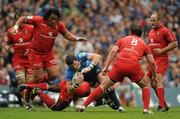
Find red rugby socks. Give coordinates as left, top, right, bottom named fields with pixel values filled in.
left=38, top=91, right=55, bottom=108
left=83, top=86, right=104, bottom=107
left=156, top=87, right=165, bottom=108
left=142, top=87, right=150, bottom=110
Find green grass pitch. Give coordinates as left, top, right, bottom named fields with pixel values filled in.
left=0, top=106, right=180, bottom=119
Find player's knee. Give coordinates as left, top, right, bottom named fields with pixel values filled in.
left=76, top=82, right=91, bottom=97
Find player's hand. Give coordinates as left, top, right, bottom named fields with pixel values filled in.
left=153, top=48, right=163, bottom=55
left=81, top=67, right=91, bottom=74
left=4, top=46, right=10, bottom=52
left=152, top=78, right=158, bottom=87
left=102, top=67, right=108, bottom=75
left=76, top=37, right=88, bottom=42
left=10, top=25, right=19, bottom=34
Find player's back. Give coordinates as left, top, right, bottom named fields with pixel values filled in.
left=116, top=35, right=151, bottom=62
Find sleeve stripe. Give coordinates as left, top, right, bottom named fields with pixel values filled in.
left=168, top=32, right=175, bottom=41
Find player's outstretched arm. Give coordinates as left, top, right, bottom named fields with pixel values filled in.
left=11, top=16, right=27, bottom=33
left=87, top=53, right=102, bottom=66
left=81, top=53, right=102, bottom=74
left=103, top=45, right=119, bottom=74
left=63, top=30, right=88, bottom=42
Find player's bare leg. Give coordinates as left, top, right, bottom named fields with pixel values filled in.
left=28, top=68, right=45, bottom=83
left=153, top=74, right=169, bottom=112
left=76, top=76, right=114, bottom=112
left=97, top=73, right=126, bottom=112
left=45, top=65, right=59, bottom=82
left=16, top=70, right=32, bottom=110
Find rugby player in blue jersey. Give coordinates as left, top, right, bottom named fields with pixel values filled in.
left=65, top=52, right=125, bottom=112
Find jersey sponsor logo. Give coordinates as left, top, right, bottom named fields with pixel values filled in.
left=149, top=39, right=160, bottom=47
left=40, top=34, right=56, bottom=39
left=48, top=32, right=53, bottom=36
left=33, top=63, right=41, bottom=67
left=19, top=38, right=24, bottom=43
left=148, top=43, right=160, bottom=47
left=15, top=38, right=30, bottom=46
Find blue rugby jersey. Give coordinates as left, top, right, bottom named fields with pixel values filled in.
left=65, top=52, right=92, bottom=81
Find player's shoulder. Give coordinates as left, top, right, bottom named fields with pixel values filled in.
left=29, top=16, right=43, bottom=22
left=58, top=21, right=65, bottom=26
left=116, top=36, right=127, bottom=43
left=149, top=29, right=154, bottom=34
left=65, top=66, right=73, bottom=73
left=160, top=25, right=171, bottom=32
left=32, top=15, right=43, bottom=19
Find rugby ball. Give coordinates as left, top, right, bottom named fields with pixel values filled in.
left=72, top=72, right=84, bottom=88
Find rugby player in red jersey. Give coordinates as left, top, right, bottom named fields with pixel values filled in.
left=31, top=80, right=91, bottom=111
left=18, top=76, right=91, bottom=111
left=76, top=25, right=157, bottom=114
left=5, top=10, right=33, bottom=109
left=11, top=8, right=87, bottom=85
left=147, top=12, right=178, bottom=112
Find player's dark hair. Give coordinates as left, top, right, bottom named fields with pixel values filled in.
left=14, top=9, right=23, bottom=20
left=130, top=25, right=142, bottom=37
left=65, top=55, right=77, bottom=66
left=43, top=8, right=61, bottom=20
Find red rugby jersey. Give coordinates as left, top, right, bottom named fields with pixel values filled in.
left=27, top=16, right=67, bottom=54
left=148, top=25, right=176, bottom=59
left=7, top=24, right=33, bottom=55
left=115, top=35, right=151, bottom=62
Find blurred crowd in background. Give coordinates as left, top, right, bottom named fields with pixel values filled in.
left=0, top=0, right=180, bottom=106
